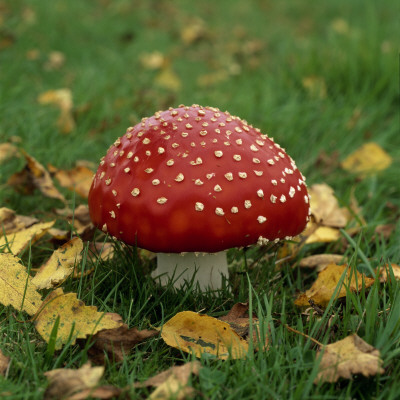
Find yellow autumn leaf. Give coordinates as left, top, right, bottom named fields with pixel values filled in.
left=315, top=334, right=384, bottom=383
left=53, top=165, right=94, bottom=199
left=0, top=220, right=55, bottom=254
left=155, top=66, right=181, bottom=91
left=341, top=142, right=392, bottom=176
left=298, top=254, right=347, bottom=271
left=304, top=224, right=341, bottom=244
left=0, top=143, right=18, bottom=164
left=0, top=253, right=43, bottom=315
left=376, top=263, right=400, bottom=283
left=31, top=237, right=83, bottom=289
left=160, top=311, right=248, bottom=360
left=0, top=207, right=38, bottom=235
left=34, top=288, right=123, bottom=349
left=295, top=264, right=375, bottom=308
left=44, top=363, right=104, bottom=400
left=37, top=88, right=75, bottom=133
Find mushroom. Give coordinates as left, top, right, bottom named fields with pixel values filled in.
left=88, top=105, right=310, bottom=290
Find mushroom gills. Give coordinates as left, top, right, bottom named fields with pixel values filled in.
left=152, top=251, right=229, bottom=290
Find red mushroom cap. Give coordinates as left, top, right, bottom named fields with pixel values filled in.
left=88, top=105, right=310, bottom=253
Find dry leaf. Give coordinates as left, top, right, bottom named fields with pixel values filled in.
left=0, top=253, right=42, bottom=315
left=44, top=363, right=104, bottom=400
left=38, top=89, right=75, bottom=134
left=136, top=362, right=201, bottom=400
left=31, top=237, right=83, bottom=289
left=0, top=349, right=10, bottom=376
left=55, top=205, right=95, bottom=240
left=8, top=150, right=66, bottom=203
left=341, top=142, right=392, bottom=176
left=298, top=254, right=346, bottom=271
left=44, top=51, right=65, bottom=70
left=160, top=311, right=248, bottom=359
left=304, top=225, right=341, bottom=244
left=295, top=264, right=375, bottom=308
left=0, top=207, right=38, bottom=235
left=180, top=18, right=206, bottom=44
left=34, top=288, right=123, bottom=349
left=53, top=165, right=94, bottom=198
left=315, top=334, right=384, bottom=383
left=87, top=325, right=159, bottom=364
left=0, top=143, right=18, bottom=164
left=376, top=263, right=400, bottom=283
left=140, top=51, right=165, bottom=69
left=0, top=220, right=55, bottom=254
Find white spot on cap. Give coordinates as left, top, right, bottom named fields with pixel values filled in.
left=134, top=156, right=139, bottom=162
left=214, top=184, right=222, bottom=192
left=112, top=190, right=117, bottom=196
left=250, top=144, right=259, bottom=152
left=127, top=152, right=133, bottom=159
left=214, top=150, right=223, bottom=158
left=236, top=139, right=242, bottom=145
left=281, top=178, right=286, bottom=183
left=105, top=178, right=111, bottom=185
left=195, top=202, right=204, bottom=211
left=215, top=207, right=224, bottom=216
left=267, top=159, right=275, bottom=165
left=238, top=172, right=247, bottom=179
left=157, top=197, right=167, bottom=204
left=254, top=170, right=263, bottom=176
left=304, top=195, right=309, bottom=204
left=124, top=167, right=130, bottom=173
left=257, top=216, right=267, bottom=224
left=225, top=172, right=233, bottom=181
left=257, top=189, right=264, bottom=198
left=145, top=168, right=154, bottom=173
left=102, top=223, right=107, bottom=232
left=199, top=130, right=207, bottom=136
left=198, top=110, right=205, bottom=116
left=279, top=152, right=285, bottom=158
left=186, top=123, right=193, bottom=129
left=206, top=173, right=215, bottom=179
left=195, top=179, right=204, bottom=185
left=110, top=211, right=116, bottom=219
left=100, top=172, right=105, bottom=179
left=233, top=154, right=241, bottom=161
left=131, top=188, right=140, bottom=196
left=244, top=200, right=252, bottom=209
left=175, top=173, right=184, bottom=182
left=271, top=179, right=277, bottom=186
left=152, top=179, right=160, bottom=185
left=172, top=143, right=179, bottom=148
left=256, top=140, right=265, bottom=146
left=289, top=187, right=296, bottom=197
left=142, top=138, right=150, bottom=144
left=166, top=159, right=174, bottom=166
left=280, top=194, right=286, bottom=203
left=231, top=206, right=238, bottom=213
left=270, top=195, right=277, bottom=203
left=158, top=147, right=165, bottom=154
left=253, top=158, right=260, bottom=164
left=181, top=132, right=189, bottom=137
left=257, top=236, right=269, bottom=245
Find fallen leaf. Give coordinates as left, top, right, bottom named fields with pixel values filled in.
left=140, top=51, right=165, bottom=69
left=0, top=253, right=43, bottom=315
left=0, top=207, right=38, bottom=235
left=31, top=237, right=83, bottom=289
left=155, top=66, right=181, bottom=91
left=0, top=349, right=10, bottom=376
left=304, top=225, right=341, bottom=244
left=34, top=288, right=123, bottom=349
left=341, top=142, right=392, bottom=176
left=87, top=325, right=159, bottom=364
left=87, top=242, right=115, bottom=264
left=44, top=363, right=104, bottom=400
left=315, top=334, right=384, bottom=383
left=136, top=362, right=201, bottom=400
left=180, top=18, right=206, bottom=44
left=302, top=76, right=327, bottom=99
left=52, top=165, right=94, bottom=198
left=44, top=51, right=65, bottom=70
left=295, top=264, right=375, bottom=308
left=298, top=254, right=346, bottom=271
left=8, top=150, right=66, bottom=203
left=160, top=311, right=248, bottom=359
left=55, top=205, right=95, bottom=240
left=0, top=220, right=55, bottom=254
left=376, top=263, right=400, bottom=283
left=0, top=143, right=18, bottom=164
left=38, top=89, right=75, bottom=134
left=331, top=18, right=350, bottom=35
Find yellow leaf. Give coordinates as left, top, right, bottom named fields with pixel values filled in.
left=0, top=143, right=18, bottom=164
left=160, top=311, right=248, bottom=360
left=298, top=254, right=347, bottom=271
left=341, top=142, right=392, bottom=176
left=315, top=334, right=384, bottom=383
left=155, top=66, right=181, bottom=91
left=0, top=253, right=42, bottom=315
left=304, top=224, right=341, bottom=244
left=34, top=288, right=123, bottom=349
left=44, top=362, right=104, bottom=400
left=140, top=51, right=165, bottom=70
left=0, top=207, right=38, bottom=236
left=31, top=237, right=83, bottom=289
left=0, top=220, right=55, bottom=254
left=37, top=89, right=75, bottom=133
left=295, top=264, right=375, bottom=308
left=376, top=263, right=400, bottom=283
left=0, top=349, right=10, bottom=376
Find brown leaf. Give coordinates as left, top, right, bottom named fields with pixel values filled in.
left=376, top=263, right=400, bottom=283
left=136, top=362, right=201, bottom=400
left=0, top=143, right=18, bottom=164
left=0, top=349, right=10, bottom=376
left=34, top=288, right=123, bottom=349
left=44, top=363, right=104, bottom=400
left=55, top=205, right=95, bottom=241
left=160, top=311, right=248, bottom=359
left=315, top=334, right=384, bottom=383
left=8, top=150, right=66, bottom=203
left=298, top=254, right=347, bottom=271
left=52, top=165, right=94, bottom=198
left=341, top=142, right=392, bottom=176
left=87, top=325, right=159, bottom=364
left=295, top=264, right=375, bottom=308
left=154, top=66, right=181, bottom=91
left=67, top=386, right=123, bottom=400
left=0, top=207, right=38, bottom=235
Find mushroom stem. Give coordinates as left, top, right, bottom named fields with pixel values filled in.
left=152, top=251, right=229, bottom=290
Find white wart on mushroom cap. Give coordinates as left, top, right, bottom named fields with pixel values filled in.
left=88, top=105, right=310, bottom=253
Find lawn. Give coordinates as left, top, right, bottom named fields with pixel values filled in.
left=1, top=0, right=399, bottom=399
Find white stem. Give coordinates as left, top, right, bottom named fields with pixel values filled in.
left=152, top=251, right=229, bottom=290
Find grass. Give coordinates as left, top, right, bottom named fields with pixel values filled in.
left=1, top=0, right=399, bottom=398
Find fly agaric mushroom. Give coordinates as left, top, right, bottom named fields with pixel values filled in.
left=88, top=105, right=310, bottom=290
